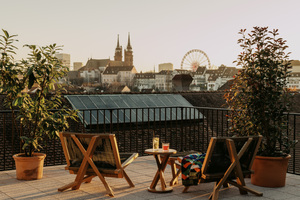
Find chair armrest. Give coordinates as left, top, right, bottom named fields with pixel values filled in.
left=121, top=153, right=139, bottom=169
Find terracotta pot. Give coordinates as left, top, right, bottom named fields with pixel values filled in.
left=251, top=155, right=291, bottom=187
left=13, top=153, right=46, bottom=180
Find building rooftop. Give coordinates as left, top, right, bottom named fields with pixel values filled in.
left=207, top=75, right=219, bottom=82
left=64, top=94, right=202, bottom=125
left=222, top=67, right=238, bottom=78
left=195, top=66, right=206, bottom=75
left=0, top=156, right=299, bottom=199
left=79, top=59, right=110, bottom=71
left=108, top=61, right=124, bottom=67
left=157, top=70, right=173, bottom=75
left=103, top=66, right=134, bottom=74
left=291, top=60, right=300, bottom=66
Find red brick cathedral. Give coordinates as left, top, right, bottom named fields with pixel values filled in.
left=114, top=33, right=133, bottom=67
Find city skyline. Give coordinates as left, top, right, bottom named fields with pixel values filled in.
left=1, top=0, right=300, bottom=72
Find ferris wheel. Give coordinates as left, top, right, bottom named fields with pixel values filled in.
left=181, top=49, right=212, bottom=72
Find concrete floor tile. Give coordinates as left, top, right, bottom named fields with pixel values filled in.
left=285, top=178, right=300, bottom=186
left=0, top=192, right=14, bottom=200
left=275, top=185, right=300, bottom=196
left=0, top=159, right=300, bottom=199
left=262, top=190, right=298, bottom=200
left=222, top=195, right=270, bottom=200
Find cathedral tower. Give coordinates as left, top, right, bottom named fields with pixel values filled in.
left=124, top=33, right=133, bottom=66
left=114, top=34, right=122, bottom=62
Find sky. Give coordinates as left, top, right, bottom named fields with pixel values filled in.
left=1, top=0, right=300, bottom=72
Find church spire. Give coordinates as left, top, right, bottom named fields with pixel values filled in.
left=116, top=34, right=121, bottom=50
left=127, top=32, right=132, bottom=50
left=114, top=34, right=122, bottom=61
left=124, top=32, right=133, bottom=66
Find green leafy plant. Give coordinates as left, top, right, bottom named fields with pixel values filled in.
left=0, top=29, right=77, bottom=157
left=224, top=27, right=297, bottom=157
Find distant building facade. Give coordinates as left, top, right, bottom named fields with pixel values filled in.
left=204, top=65, right=238, bottom=90
left=155, top=70, right=173, bottom=91
left=56, top=53, right=71, bottom=69
left=287, top=60, right=300, bottom=90
left=73, top=62, right=83, bottom=71
left=134, top=65, right=240, bottom=92
left=75, top=33, right=136, bottom=88
left=190, top=67, right=207, bottom=91
left=290, top=60, right=300, bottom=73
left=78, top=59, right=110, bottom=85
left=102, top=65, right=137, bottom=86
left=287, top=72, right=300, bottom=90
left=101, top=33, right=136, bottom=86
left=133, top=73, right=156, bottom=91
left=158, top=63, right=173, bottom=72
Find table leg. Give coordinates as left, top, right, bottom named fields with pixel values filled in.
left=170, top=160, right=180, bottom=186
left=148, top=154, right=173, bottom=193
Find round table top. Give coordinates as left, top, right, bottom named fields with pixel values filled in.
left=144, top=149, right=177, bottom=155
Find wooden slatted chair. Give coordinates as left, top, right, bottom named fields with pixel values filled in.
left=182, top=135, right=263, bottom=200
left=58, top=132, right=139, bottom=197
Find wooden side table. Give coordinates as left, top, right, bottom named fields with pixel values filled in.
left=144, top=149, right=177, bottom=193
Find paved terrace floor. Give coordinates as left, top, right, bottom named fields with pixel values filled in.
left=0, top=156, right=300, bottom=200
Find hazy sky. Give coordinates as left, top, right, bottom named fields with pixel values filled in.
left=1, top=0, right=299, bottom=72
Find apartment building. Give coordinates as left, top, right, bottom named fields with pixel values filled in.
left=102, top=65, right=137, bottom=86
left=133, top=73, right=156, bottom=90
left=78, top=59, right=110, bottom=84
left=155, top=70, right=173, bottom=91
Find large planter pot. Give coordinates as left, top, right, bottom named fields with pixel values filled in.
left=13, top=153, right=46, bottom=180
left=251, top=155, right=291, bottom=187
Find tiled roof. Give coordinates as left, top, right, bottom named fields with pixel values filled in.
left=175, top=69, right=188, bottom=73
left=207, top=75, right=219, bottom=81
left=291, top=60, right=300, bottom=66
left=103, top=66, right=134, bottom=74
left=172, top=74, right=193, bottom=81
left=78, top=59, right=110, bottom=71
left=195, top=67, right=206, bottom=74
left=108, top=61, right=124, bottom=67
left=157, top=70, right=172, bottom=75
left=218, top=79, right=234, bottom=90
left=205, top=69, right=215, bottom=74
left=222, top=67, right=238, bottom=78
left=217, top=66, right=226, bottom=72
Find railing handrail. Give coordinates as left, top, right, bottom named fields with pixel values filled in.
left=2, top=106, right=300, bottom=115
left=0, top=106, right=196, bottom=113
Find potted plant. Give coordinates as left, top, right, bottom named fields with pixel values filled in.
left=0, top=29, right=77, bottom=180
left=224, top=27, right=298, bottom=187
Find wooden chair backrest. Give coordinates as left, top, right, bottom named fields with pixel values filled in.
left=202, top=136, right=262, bottom=176
left=60, top=132, right=122, bottom=170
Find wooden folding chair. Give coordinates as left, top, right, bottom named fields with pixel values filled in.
left=182, top=136, right=263, bottom=200
left=58, top=132, right=138, bottom=197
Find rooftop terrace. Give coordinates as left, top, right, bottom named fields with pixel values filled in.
left=1, top=156, right=300, bottom=200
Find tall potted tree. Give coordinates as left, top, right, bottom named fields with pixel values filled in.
left=224, top=27, right=297, bottom=187
left=0, top=29, right=77, bottom=180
